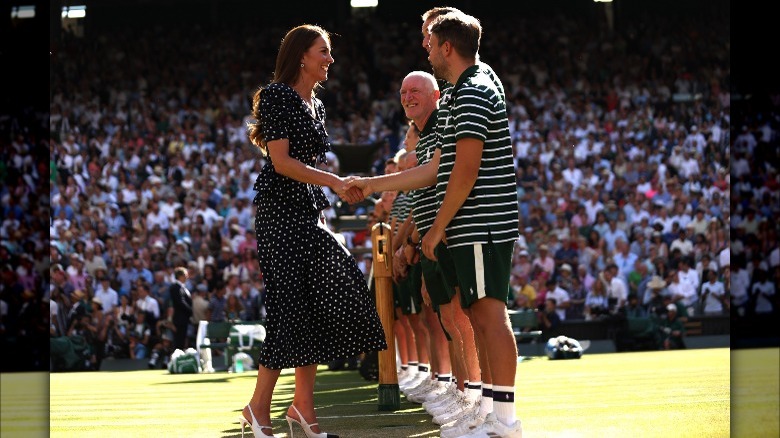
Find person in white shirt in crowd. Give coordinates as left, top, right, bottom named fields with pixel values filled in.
left=234, top=174, right=257, bottom=202
left=191, top=201, right=220, bottom=230
left=613, top=238, right=638, bottom=283
left=677, top=258, right=700, bottom=295
left=652, top=205, right=675, bottom=235
left=545, top=278, right=571, bottom=321
left=770, top=245, right=780, bottom=270
left=678, top=149, right=701, bottom=179
left=159, top=193, right=181, bottom=220
left=669, top=228, right=694, bottom=258
left=729, top=262, right=750, bottom=314
left=695, top=254, right=719, bottom=283
left=671, top=202, right=692, bottom=231
left=584, top=190, right=605, bottom=225
left=603, top=219, right=629, bottom=254
left=718, top=244, right=730, bottom=273
left=145, top=200, right=170, bottom=233
left=601, top=264, right=628, bottom=312
left=750, top=269, right=776, bottom=315
left=94, top=276, right=119, bottom=315
left=562, top=157, right=583, bottom=189
left=688, top=207, right=710, bottom=236
left=135, top=283, right=160, bottom=325
left=700, top=269, right=726, bottom=315
left=52, top=209, right=71, bottom=233
left=683, top=125, right=707, bottom=155
left=667, top=269, right=698, bottom=315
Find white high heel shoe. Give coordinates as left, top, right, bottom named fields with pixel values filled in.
left=285, top=404, right=339, bottom=438
left=238, top=405, right=277, bottom=438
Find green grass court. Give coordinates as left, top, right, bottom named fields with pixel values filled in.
left=1, top=348, right=778, bottom=437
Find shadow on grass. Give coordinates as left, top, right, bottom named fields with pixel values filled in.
left=220, top=369, right=441, bottom=437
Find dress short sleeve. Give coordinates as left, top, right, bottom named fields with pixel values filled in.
left=260, top=84, right=289, bottom=143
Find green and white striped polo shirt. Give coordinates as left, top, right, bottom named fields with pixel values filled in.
left=389, top=191, right=409, bottom=224
left=435, top=63, right=519, bottom=248
left=411, top=109, right=440, bottom=237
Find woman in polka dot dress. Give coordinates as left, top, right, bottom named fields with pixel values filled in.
left=238, top=24, right=387, bottom=438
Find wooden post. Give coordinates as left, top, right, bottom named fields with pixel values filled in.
left=371, top=222, right=400, bottom=411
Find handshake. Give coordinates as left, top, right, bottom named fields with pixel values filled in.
left=332, top=176, right=374, bottom=205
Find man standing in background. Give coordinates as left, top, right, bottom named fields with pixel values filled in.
left=169, top=267, right=193, bottom=350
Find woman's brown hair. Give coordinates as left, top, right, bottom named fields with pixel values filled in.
left=247, top=24, right=331, bottom=155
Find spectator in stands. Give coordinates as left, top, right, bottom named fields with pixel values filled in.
left=225, top=293, right=245, bottom=323
left=554, top=236, right=579, bottom=273
left=191, top=284, right=211, bottom=327
left=602, top=264, right=628, bottom=313
left=207, top=283, right=227, bottom=323
left=700, top=269, right=726, bottom=315
left=128, top=309, right=151, bottom=360
left=677, top=258, right=700, bottom=296
left=513, top=249, right=533, bottom=279
left=667, top=269, right=698, bottom=316
left=147, top=327, right=175, bottom=369
left=237, top=280, right=259, bottom=321
left=730, top=261, right=750, bottom=317
left=94, top=276, right=119, bottom=315
left=531, top=244, right=554, bottom=280
left=115, top=256, right=139, bottom=298
left=566, top=274, right=587, bottom=321
left=613, top=238, right=638, bottom=283
left=538, top=298, right=561, bottom=339
left=657, top=304, right=686, bottom=350
left=650, top=230, right=669, bottom=261
left=223, top=254, right=250, bottom=284
left=67, top=289, right=91, bottom=327
left=750, top=269, right=776, bottom=315
left=623, top=294, right=648, bottom=318
left=695, top=254, right=718, bottom=283
left=510, top=274, right=536, bottom=311
left=545, top=278, right=571, bottom=321
left=584, top=278, right=610, bottom=321
left=149, top=270, right=170, bottom=310
left=135, top=284, right=160, bottom=329
left=670, top=228, right=694, bottom=258
left=66, top=297, right=97, bottom=370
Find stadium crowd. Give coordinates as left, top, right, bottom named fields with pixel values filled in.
left=0, top=3, right=776, bottom=371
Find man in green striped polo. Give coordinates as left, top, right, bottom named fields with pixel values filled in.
left=421, top=12, right=522, bottom=438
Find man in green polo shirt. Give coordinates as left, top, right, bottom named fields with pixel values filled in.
left=421, top=12, right=522, bottom=438
left=344, top=71, right=476, bottom=408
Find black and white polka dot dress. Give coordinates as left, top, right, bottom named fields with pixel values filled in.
left=252, top=82, right=387, bottom=370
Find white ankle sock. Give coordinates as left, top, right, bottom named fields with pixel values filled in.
left=492, top=385, right=516, bottom=425
left=466, top=381, right=482, bottom=401
left=479, top=384, right=493, bottom=417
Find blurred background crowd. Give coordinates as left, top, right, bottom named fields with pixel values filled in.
left=0, top=0, right=777, bottom=371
